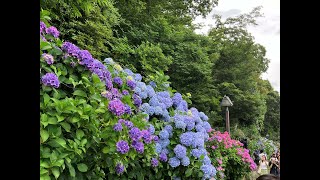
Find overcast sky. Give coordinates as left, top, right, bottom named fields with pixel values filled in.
left=193, top=0, right=280, bottom=92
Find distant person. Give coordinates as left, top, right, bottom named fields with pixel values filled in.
left=256, top=174, right=280, bottom=180
left=242, top=138, right=248, bottom=149
left=258, top=155, right=269, bottom=175
left=269, top=153, right=279, bottom=176
left=254, top=150, right=260, bottom=165
left=259, top=149, right=267, bottom=159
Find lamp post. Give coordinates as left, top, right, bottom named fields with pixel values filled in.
left=220, top=95, right=233, bottom=135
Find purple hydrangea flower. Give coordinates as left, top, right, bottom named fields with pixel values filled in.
left=127, top=80, right=136, bottom=89
left=131, top=140, right=144, bottom=154
left=45, top=26, right=60, bottom=38
left=153, top=135, right=159, bottom=142
left=151, top=158, right=159, bottom=167
left=174, top=144, right=187, bottom=159
left=122, top=90, right=129, bottom=95
left=113, top=123, right=123, bottom=131
left=101, top=91, right=113, bottom=100
left=133, top=94, right=142, bottom=107
left=116, top=140, right=130, bottom=154
left=118, top=119, right=126, bottom=124
left=113, top=77, right=123, bottom=86
left=108, top=99, right=126, bottom=116
left=124, top=104, right=131, bottom=114
left=169, top=157, right=180, bottom=168
left=129, top=127, right=142, bottom=141
left=141, top=130, right=152, bottom=144
left=115, top=163, right=124, bottom=174
left=62, top=42, right=80, bottom=57
left=41, top=73, right=60, bottom=88
left=124, top=120, right=134, bottom=129
left=40, top=21, right=46, bottom=34
left=159, top=152, right=168, bottom=162
left=42, top=53, right=54, bottom=65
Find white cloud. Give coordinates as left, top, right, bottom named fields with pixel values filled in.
left=193, top=0, right=280, bottom=92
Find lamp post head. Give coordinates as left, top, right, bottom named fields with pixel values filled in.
left=220, top=95, right=233, bottom=107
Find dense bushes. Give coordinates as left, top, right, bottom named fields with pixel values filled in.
left=40, top=21, right=220, bottom=179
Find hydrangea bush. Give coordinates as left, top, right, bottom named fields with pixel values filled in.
left=206, top=130, right=257, bottom=180
left=40, top=19, right=217, bottom=180
left=40, top=21, right=159, bottom=180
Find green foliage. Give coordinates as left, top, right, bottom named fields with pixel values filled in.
left=41, top=0, right=121, bottom=59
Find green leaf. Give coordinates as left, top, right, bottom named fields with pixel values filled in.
left=52, top=159, right=64, bottom=167
left=40, top=161, right=50, bottom=168
left=73, top=90, right=87, bottom=97
left=56, top=115, right=65, bottom=122
left=60, top=122, right=71, bottom=132
left=41, top=41, right=52, bottom=50
left=92, top=74, right=101, bottom=84
left=102, top=146, right=109, bottom=154
left=76, top=130, right=84, bottom=139
left=94, top=108, right=105, bottom=113
left=51, top=167, right=60, bottom=179
left=55, top=138, right=66, bottom=148
left=40, top=168, right=48, bottom=175
left=80, top=139, right=87, bottom=146
left=185, top=168, right=192, bottom=177
left=48, top=117, right=58, bottom=125
left=70, top=117, right=80, bottom=123
left=43, top=93, right=50, bottom=106
left=67, top=163, right=76, bottom=177
left=77, top=163, right=88, bottom=172
left=40, top=129, right=49, bottom=142
left=40, top=174, right=51, bottom=180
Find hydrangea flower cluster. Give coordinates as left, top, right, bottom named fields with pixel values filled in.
left=207, top=130, right=257, bottom=178
left=42, top=53, right=54, bottom=65
left=41, top=72, right=60, bottom=88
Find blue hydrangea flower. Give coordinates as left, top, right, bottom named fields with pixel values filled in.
left=148, top=124, right=155, bottom=134
left=159, top=130, right=169, bottom=140
left=134, top=73, right=142, bottom=81
left=146, top=85, right=155, bottom=97
left=175, top=120, right=186, bottom=130
left=180, top=132, right=194, bottom=146
left=203, top=155, right=212, bottom=165
left=174, top=144, right=187, bottom=159
left=172, top=93, right=182, bottom=106
left=159, top=139, right=170, bottom=148
left=161, top=148, right=169, bottom=154
left=168, top=157, right=180, bottom=168
left=155, top=143, right=162, bottom=153
left=202, top=122, right=211, bottom=132
left=191, top=149, right=202, bottom=158
left=181, top=156, right=190, bottom=166
left=164, top=125, right=173, bottom=136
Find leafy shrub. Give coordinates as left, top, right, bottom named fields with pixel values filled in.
left=206, top=130, right=257, bottom=180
